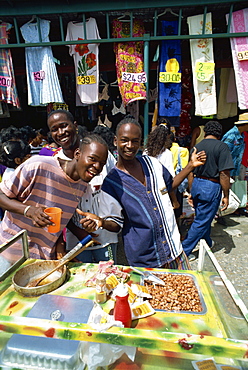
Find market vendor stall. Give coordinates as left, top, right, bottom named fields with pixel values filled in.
left=0, top=231, right=247, bottom=370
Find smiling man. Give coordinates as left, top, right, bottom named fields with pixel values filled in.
left=47, top=110, right=80, bottom=160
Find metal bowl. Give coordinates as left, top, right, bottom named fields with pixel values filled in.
left=12, top=260, right=67, bottom=297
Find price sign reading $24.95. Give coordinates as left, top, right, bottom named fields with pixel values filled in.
left=195, top=62, right=215, bottom=81
left=77, top=75, right=96, bottom=85
left=122, top=72, right=147, bottom=83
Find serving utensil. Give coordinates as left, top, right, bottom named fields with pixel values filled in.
left=130, top=266, right=165, bottom=286
left=26, top=235, right=93, bottom=288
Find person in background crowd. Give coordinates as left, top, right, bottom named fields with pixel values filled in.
left=19, top=126, right=36, bottom=146
left=221, top=113, right=248, bottom=177
left=0, top=164, right=6, bottom=221
left=0, top=140, right=31, bottom=182
left=0, top=134, right=108, bottom=274
left=39, top=132, right=58, bottom=157
left=93, top=125, right=116, bottom=158
left=78, top=115, right=206, bottom=269
left=144, top=123, right=180, bottom=210
left=29, top=128, right=49, bottom=155
left=189, top=123, right=205, bottom=150
left=170, top=132, right=189, bottom=223
left=0, top=126, right=21, bottom=143
left=182, top=121, right=234, bottom=261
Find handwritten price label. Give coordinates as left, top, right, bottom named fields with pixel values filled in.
left=0, top=76, right=12, bottom=87
left=77, top=75, right=96, bottom=85
left=237, top=51, right=248, bottom=61
left=159, top=72, right=181, bottom=83
left=122, top=72, right=147, bottom=83
left=195, top=62, right=215, bottom=81
left=33, top=71, right=45, bottom=81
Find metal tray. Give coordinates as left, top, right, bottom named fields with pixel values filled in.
left=140, top=271, right=207, bottom=315
left=1, top=295, right=94, bottom=370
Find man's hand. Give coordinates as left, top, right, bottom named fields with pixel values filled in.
left=191, top=147, right=207, bottom=168
left=76, top=208, right=102, bottom=233
left=220, top=196, right=229, bottom=211
left=25, top=206, right=53, bottom=228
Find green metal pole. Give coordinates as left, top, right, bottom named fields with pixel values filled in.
left=143, top=33, right=150, bottom=141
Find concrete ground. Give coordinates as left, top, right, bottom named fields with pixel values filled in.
left=116, top=212, right=248, bottom=310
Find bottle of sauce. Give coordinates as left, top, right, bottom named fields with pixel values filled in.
left=113, top=283, right=132, bottom=328
left=95, top=273, right=107, bottom=304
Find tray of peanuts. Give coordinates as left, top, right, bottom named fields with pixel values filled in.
left=140, top=271, right=207, bottom=314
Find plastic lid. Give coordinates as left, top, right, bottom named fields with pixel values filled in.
left=96, top=273, right=106, bottom=281
left=115, top=283, right=128, bottom=297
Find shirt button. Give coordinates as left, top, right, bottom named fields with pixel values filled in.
left=86, top=199, right=88, bottom=202
left=147, top=191, right=151, bottom=194
left=160, top=225, right=163, bottom=228
left=154, top=207, right=157, bottom=210
left=162, top=240, right=166, bottom=243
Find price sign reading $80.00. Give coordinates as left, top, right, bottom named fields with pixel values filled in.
left=122, top=72, right=147, bottom=83
left=195, top=62, right=215, bottom=81
left=77, top=75, right=96, bottom=85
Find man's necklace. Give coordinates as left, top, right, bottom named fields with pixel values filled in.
left=64, top=160, right=81, bottom=204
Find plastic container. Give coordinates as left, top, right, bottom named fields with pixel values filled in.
left=113, top=284, right=132, bottom=328
left=95, top=273, right=107, bottom=304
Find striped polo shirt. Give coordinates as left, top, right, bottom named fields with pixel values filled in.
left=0, top=156, right=87, bottom=262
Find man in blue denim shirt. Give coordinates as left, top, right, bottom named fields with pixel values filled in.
left=221, top=113, right=248, bottom=177
left=182, top=121, right=234, bottom=260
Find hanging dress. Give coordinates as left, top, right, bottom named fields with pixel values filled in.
left=20, top=19, right=64, bottom=106
left=66, top=18, right=100, bottom=105
left=112, top=19, right=147, bottom=106
left=0, top=22, right=20, bottom=108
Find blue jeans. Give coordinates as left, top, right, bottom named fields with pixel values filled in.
left=182, top=178, right=221, bottom=256
left=76, top=243, right=118, bottom=263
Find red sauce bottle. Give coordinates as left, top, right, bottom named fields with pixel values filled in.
left=113, top=284, right=132, bottom=328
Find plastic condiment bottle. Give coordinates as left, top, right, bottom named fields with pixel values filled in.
left=113, top=283, right=132, bottom=328
left=95, top=273, right=107, bottom=304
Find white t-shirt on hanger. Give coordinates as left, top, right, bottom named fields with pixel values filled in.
left=66, top=18, right=100, bottom=105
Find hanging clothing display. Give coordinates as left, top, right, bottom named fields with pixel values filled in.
left=226, top=8, right=248, bottom=110
left=20, top=18, right=64, bottom=106
left=217, top=68, right=237, bottom=119
left=158, top=20, right=181, bottom=127
left=66, top=18, right=100, bottom=105
left=187, top=13, right=217, bottom=116
left=112, top=19, right=146, bottom=106
left=0, top=22, right=20, bottom=108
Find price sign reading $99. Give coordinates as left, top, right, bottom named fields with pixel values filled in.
left=77, top=75, right=96, bottom=85
left=122, top=72, right=147, bottom=83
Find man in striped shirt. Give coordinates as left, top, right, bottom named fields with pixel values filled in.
left=0, top=134, right=108, bottom=273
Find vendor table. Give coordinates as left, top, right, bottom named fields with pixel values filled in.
left=0, top=232, right=247, bottom=370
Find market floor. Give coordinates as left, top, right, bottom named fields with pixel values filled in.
left=116, top=213, right=248, bottom=310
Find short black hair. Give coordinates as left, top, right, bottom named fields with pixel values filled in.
left=79, top=133, right=108, bottom=151
left=47, top=110, right=74, bottom=123
left=204, top=121, right=222, bottom=138
left=19, top=126, right=36, bottom=142
left=93, top=125, right=115, bottom=153
left=0, top=140, right=31, bottom=168
left=0, top=126, right=21, bottom=143
left=116, top=114, right=142, bottom=135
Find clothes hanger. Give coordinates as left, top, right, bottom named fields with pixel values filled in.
left=117, top=12, right=131, bottom=22
left=99, top=75, right=108, bottom=86
left=110, top=79, right=119, bottom=87
left=26, top=15, right=37, bottom=24
left=154, top=8, right=183, bottom=19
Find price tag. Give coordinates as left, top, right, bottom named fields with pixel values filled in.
left=77, top=75, right=96, bottom=85
left=195, top=62, right=215, bottom=81
left=122, top=72, right=147, bottom=83
left=33, top=71, right=45, bottom=81
left=159, top=72, right=181, bottom=83
left=237, top=50, right=248, bottom=61
left=0, top=76, right=12, bottom=87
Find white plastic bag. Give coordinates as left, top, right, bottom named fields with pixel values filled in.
left=219, top=189, right=241, bottom=216
left=80, top=303, right=136, bottom=370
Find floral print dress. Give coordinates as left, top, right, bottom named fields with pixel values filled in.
left=66, top=18, right=100, bottom=104
left=112, top=19, right=146, bottom=106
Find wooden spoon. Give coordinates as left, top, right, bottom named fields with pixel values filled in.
left=26, top=237, right=94, bottom=288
